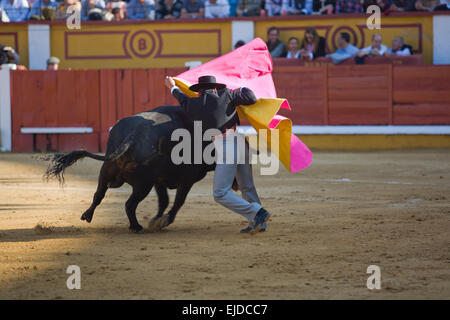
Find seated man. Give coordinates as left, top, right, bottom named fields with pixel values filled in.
left=265, top=0, right=289, bottom=16
left=434, top=0, right=450, bottom=10
left=356, top=34, right=389, bottom=58
left=46, top=56, right=60, bottom=70
left=389, top=0, right=417, bottom=11
left=363, top=0, right=390, bottom=12
left=415, top=0, right=440, bottom=11
left=128, top=0, right=155, bottom=20
left=181, top=0, right=204, bottom=18
left=81, top=0, right=105, bottom=21
left=266, top=26, right=286, bottom=58
left=0, top=0, right=30, bottom=22
left=335, top=0, right=363, bottom=13
left=205, top=0, right=230, bottom=18
left=288, top=0, right=329, bottom=15
left=386, top=37, right=413, bottom=56
left=29, top=0, right=58, bottom=20
left=326, top=32, right=359, bottom=64
left=0, top=44, right=20, bottom=65
left=54, top=0, right=82, bottom=20
left=236, top=0, right=261, bottom=16
left=155, top=0, right=184, bottom=18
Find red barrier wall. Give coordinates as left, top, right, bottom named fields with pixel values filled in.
left=10, top=65, right=450, bottom=152
left=11, top=67, right=186, bottom=152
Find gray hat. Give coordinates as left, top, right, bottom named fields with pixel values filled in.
left=47, top=56, right=60, bottom=65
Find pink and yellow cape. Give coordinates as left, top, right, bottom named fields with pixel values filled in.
left=174, top=38, right=312, bottom=172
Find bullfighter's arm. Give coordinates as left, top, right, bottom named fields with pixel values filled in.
left=171, top=87, right=189, bottom=110
left=231, top=87, right=258, bottom=107
left=165, top=76, right=189, bottom=111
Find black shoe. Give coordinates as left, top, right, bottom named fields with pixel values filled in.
left=240, top=226, right=253, bottom=233
left=251, top=208, right=271, bottom=234
left=241, top=224, right=267, bottom=233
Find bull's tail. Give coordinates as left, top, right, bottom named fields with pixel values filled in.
left=44, top=136, right=134, bottom=184
left=44, top=150, right=106, bottom=184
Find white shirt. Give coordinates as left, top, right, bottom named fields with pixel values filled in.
left=0, top=0, right=29, bottom=22
left=360, top=44, right=389, bottom=56
left=205, top=0, right=230, bottom=18
left=286, top=50, right=301, bottom=59
left=265, top=0, right=289, bottom=16
left=389, top=47, right=412, bottom=56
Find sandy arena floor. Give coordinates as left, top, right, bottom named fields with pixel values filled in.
left=0, top=150, right=449, bottom=299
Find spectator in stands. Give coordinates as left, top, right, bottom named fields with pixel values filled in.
left=284, top=37, right=301, bottom=59
left=0, top=0, right=30, bottom=22
left=155, top=0, right=184, bottom=18
left=287, top=0, right=310, bottom=14
left=335, top=0, right=363, bottom=13
left=128, top=0, right=155, bottom=19
left=386, top=36, right=413, bottom=56
left=236, top=0, right=261, bottom=16
left=356, top=33, right=389, bottom=57
left=0, top=6, right=8, bottom=22
left=389, top=0, right=417, bottom=11
left=299, top=26, right=326, bottom=60
left=265, top=0, right=289, bottom=16
left=234, top=40, right=245, bottom=49
left=81, top=0, right=105, bottom=20
left=106, top=0, right=127, bottom=20
left=287, top=0, right=334, bottom=15
left=46, top=56, right=60, bottom=70
left=434, top=0, right=450, bottom=10
left=55, top=0, right=81, bottom=20
left=204, top=0, right=230, bottom=18
left=0, top=44, right=20, bottom=65
left=415, top=0, right=440, bottom=10
left=181, top=0, right=204, bottom=18
left=229, top=0, right=238, bottom=16
left=266, top=26, right=286, bottom=58
left=363, top=0, right=390, bottom=12
left=29, top=0, right=58, bottom=20
left=326, top=32, right=359, bottom=64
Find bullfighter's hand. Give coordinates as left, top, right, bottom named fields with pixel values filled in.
left=165, top=76, right=176, bottom=90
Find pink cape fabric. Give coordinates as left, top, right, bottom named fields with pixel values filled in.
left=269, top=115, right=313, bottom=172
left=176, top=38, right=312, bottom=172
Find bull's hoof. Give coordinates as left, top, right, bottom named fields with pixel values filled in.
left=159, top=214, right=172, bottom=229
left=148, top=215, right=172, bottom=232
left=148, top=217, right=163, bottom=233
left=129, top=224, right=144, bottom=234
left=80, top=211, right=93, bottom=223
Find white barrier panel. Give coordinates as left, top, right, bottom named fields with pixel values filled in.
left=20, top=127, right=93, bottom=134
left=28, top=24, right=51, bottom=70
left=231, top=21, right=255, bottom=49
left=0, top=68, right=11, bottom=151
left=433, top=15, right=450, bottom=65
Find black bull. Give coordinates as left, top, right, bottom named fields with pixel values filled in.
left=45, top=105, right=225, bottom=233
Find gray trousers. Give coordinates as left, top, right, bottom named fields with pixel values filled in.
left=213, top=133, right=265, bottom=227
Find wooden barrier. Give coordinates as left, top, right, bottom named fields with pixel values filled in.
left=10, top=67, right=187, bottom=152
left=10, top=65, right=450, bottom=152
left=273, top=66, right=328, bottom=125
left=392, top=65, right=450, bottom=125
left=327, top=64, right=392, bottom=125
left=273, top=55, right=424, bottom=67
